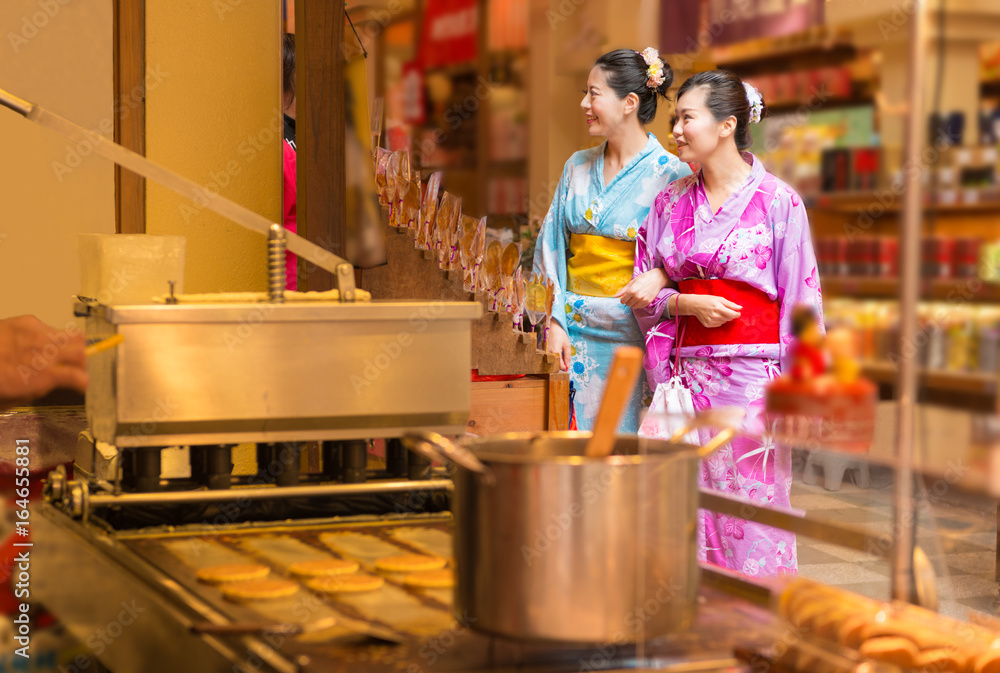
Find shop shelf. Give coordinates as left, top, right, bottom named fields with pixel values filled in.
left=420, top=162, right=477, bottom=172
left=713, top=40, right=857, bottom=73
left=809, top=192, right=1000, bottom=215
left=861, top=361, right=998, bottom=397
left=822, top=276, right=1000, bottom=302
left=764, top=95, right=873, bottom=116
left=982, top=78, right=1000, bottom=98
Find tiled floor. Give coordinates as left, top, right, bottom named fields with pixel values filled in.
left=790, top=455, right=998, bottom=621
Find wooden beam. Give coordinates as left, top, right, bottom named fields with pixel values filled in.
left=547, top=372, right=571, bottom=431
left=295, top=1, right=347, bottom=291
left=113, top=0, right=145, bottom=234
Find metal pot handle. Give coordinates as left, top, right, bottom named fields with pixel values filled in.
left=666, top=407, right=746, bottom=459
left=695, top=427, right=738, bottom=459
left=403, top=431, right=496, bottom=485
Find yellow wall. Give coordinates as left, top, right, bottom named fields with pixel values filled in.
left=0, top=1, right=114, bottom=326
left=145, top=0, right=281, bottom=293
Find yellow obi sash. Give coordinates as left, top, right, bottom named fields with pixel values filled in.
left=567, top=233, right=635, bottom=297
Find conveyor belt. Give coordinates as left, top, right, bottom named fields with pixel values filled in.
left=36, top=504, right=783, bottom=673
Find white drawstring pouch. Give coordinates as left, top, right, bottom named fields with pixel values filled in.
left=639, top=314, right=697, bottom=444
left=639, top=375, right=698, bottom=444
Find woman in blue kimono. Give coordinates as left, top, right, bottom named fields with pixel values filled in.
left=533, top=48, right=691, bottom=431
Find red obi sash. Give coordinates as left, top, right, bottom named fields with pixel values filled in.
left=677, top=279, right=779, bottom=346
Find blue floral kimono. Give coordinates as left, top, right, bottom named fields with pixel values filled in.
left=533, top=134, right=691, bottom=431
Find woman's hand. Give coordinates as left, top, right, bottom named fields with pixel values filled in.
left=616, top=268, right=673, bottom=309
left=678, top=294, right=742, bottom=328
left=547, top=322, right=572, bottom=372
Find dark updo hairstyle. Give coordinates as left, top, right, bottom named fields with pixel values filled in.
left=593, top=48, right=673, bottom=126
left=676, top=70, right=764, bottom=151
left=282, top=33, right=296, bottom=99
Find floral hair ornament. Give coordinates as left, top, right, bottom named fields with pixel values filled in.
left=638, top=47, right=666, bottom=90
left=744, top=82, right=763, bottom=124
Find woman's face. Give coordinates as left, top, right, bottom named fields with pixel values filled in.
left=672, top=86, right=727, bottom=163
left=580, top=67, right=628, bottom=138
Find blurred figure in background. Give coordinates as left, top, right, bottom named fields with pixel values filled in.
left=533, top=47, right=691, bottom=432
left=282, top=32, right=298, bottom=291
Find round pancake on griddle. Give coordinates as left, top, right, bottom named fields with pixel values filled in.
left=306, top=574, right=384, bottom=594
left=374, top=554, right=446, bottom=573
left=402, top=569, right=454, bottom=589
left=221, top=579, right=299, bottom=601
left=288, top=559, right=359, bottom=577
left=196, top=563, right=270, bottom=584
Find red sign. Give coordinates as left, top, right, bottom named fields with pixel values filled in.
left=421, top=0, right=478, bottom=69
left=401, top=61, right=426, bottom=125
left=663, top=0, right=825, bottom=51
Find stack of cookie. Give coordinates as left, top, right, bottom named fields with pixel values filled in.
left=777, top=578, right=1000, bottom=673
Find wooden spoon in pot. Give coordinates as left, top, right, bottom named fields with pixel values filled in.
left=584, top=346, right=645, bottom=458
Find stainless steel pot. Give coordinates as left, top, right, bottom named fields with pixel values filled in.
left=409, top=426, right=738, bottom=643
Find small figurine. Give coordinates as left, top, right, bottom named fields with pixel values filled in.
left=767, top=305, right=876, bottom=452
left=826, top=327, right=861, bottom=384
left=788, top=305, right=826, bottom=381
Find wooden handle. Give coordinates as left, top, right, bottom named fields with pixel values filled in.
left=585, top=346, right=644, bottom=458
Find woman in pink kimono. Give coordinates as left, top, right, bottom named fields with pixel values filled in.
left=623, top=70, right=822, bottom=577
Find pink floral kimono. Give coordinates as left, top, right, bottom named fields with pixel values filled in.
left=633, top=153, right=823, bottom=577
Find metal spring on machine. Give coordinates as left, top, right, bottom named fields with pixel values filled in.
left=268, top=224, right=286, bottom=302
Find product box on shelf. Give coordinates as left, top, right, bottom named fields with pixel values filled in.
left=954, top=238, right=982, bottom=278
left=825, top=298, right=1000, bottom=375
left=851, top=148, right=881, bottom=191
left=820, top=149, right=852, bottom=193
left=922, top=237, right=956, bottom=279
left=818, top=237, right=897, bottom=278
left=819, top=147, right=883, bottom=194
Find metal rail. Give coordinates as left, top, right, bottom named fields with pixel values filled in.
left=700, top=564, right=772, bottom=608
left=698, top=489, right=888, bottom=558
left=85, top=479, right=453, bottom=508
left=0, top=86, right=356, bottom=299
left=894, top=0, right=929, bottom=603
